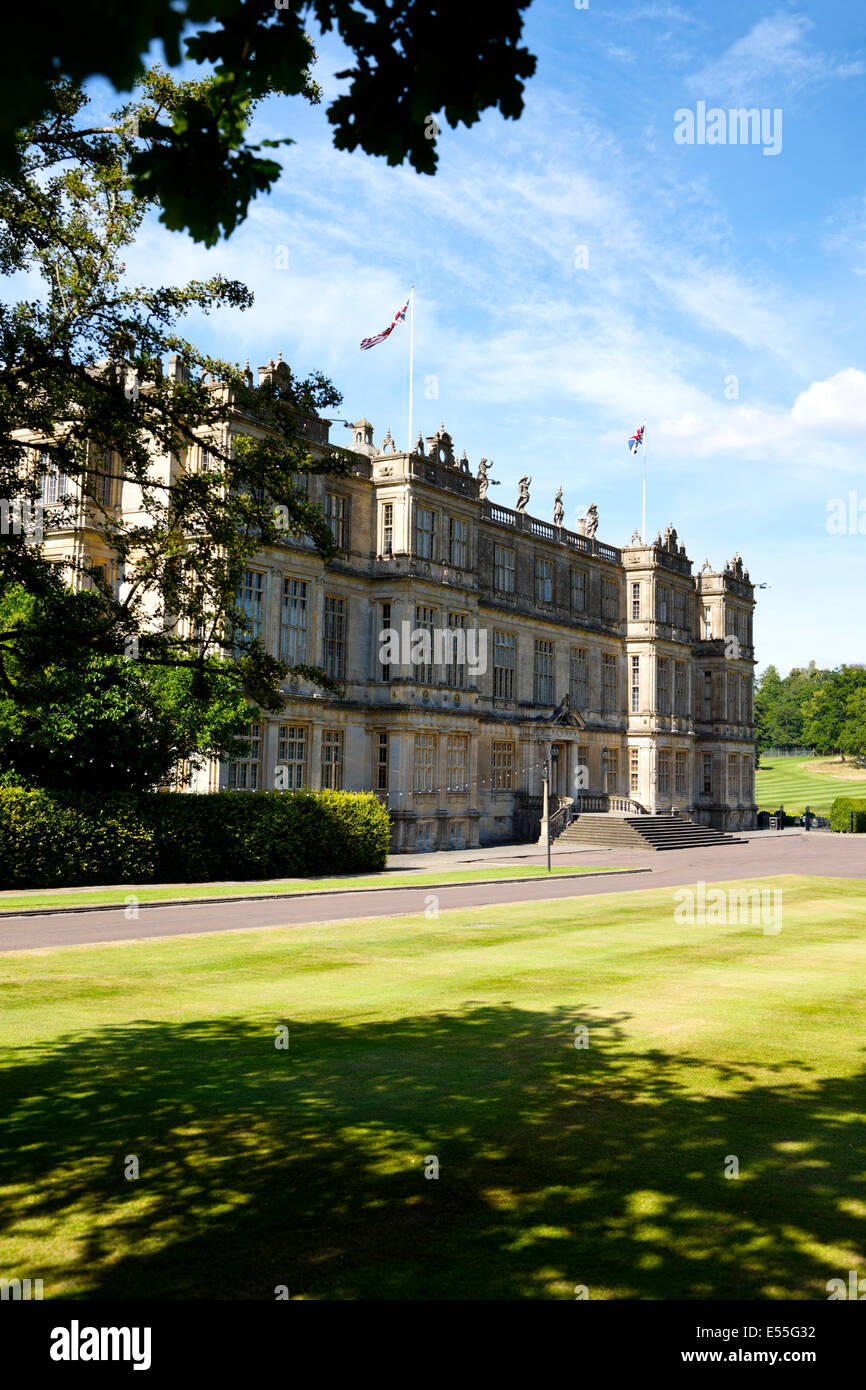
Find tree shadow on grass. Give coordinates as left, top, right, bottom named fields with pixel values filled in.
left=0, top=1007, right=864, bottom=1299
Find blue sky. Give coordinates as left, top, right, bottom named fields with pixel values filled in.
left=104, top=2, right=865, bottom=673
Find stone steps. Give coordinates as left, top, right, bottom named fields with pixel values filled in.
left=558, top=813, right=748, bottom=851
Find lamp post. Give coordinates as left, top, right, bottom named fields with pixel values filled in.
left=542, top=758, right=550, bottom=873
left=543, top=745, right=560, bottom=873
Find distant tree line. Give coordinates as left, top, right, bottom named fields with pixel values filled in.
left=755, top=664, right=866, bottom=761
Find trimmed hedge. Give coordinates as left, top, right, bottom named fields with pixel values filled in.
left=0, top=790, right=156, bottom=889
left=829, top=796, right=866, bottom=834
left=0, top=788, right=390, bottom=889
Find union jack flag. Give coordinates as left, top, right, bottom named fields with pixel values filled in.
left=628, top=423, right=645, bottom=454
left=360, top=297, right=409, bottom=350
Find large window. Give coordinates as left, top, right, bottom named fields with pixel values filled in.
left=321, top=730, right=343, bottom=789
left=570, top=566, right=587, bottom=613
left=277, top=725, right=306, bottom=789
left=675, top=749, right=687, bottom=795
left=674, top=661, right=687, bottom=716
left=414, top=604, right=436, bottom=685
left=494, top=544, right=515, bottom=593
left=656, top=657, right=670, bottom=715
left=601, top=747, right=617, bottom=793
left=656, top=584, right=669, bottom=623
left=602, top=653, right=617, bottom=712
left=235, top=570, right=263, bottom=652
left=446, top=612, right=467, bottom=689
left=728, top=753, right=740, bottom=801
left=630, top=749, right=639, bottom=794
left=535, top=557, right=553, bottom=603
left=229, top=722, right=261, bottom=790
left=447, top=735, right=468, bottom=791
left=658, top=748, right=671, bottom=796
left=631, top=583, right=641, bottom=620
left=416, top=506, right=435, bottom=558
left=493, top=630, right=516, bottom=699
left=380, top=502, right=394, bottom=554
left=492, top=741, right=514, bottom=790
left=741, top=755, right=752, bottom=801
left=281, top=577, right=307, bottom=664
left=379, top=602, right=392, bottom=681
left=534, top=639, right=554, bottom=705
left=376, top=732, right=389, bottom=792
left=449, top=516, right=468, bottom=568
left=324, top=492, right=349, bottom=548
left=577, top=744, right=590, bottom=790
left=323, top=595, right=346, bottom=679
left=40, top=451, right=71, bottom=505
left=673, top=588, right=686, bottom=630
left=570, top=647, right=588, bottom=709
left=630, top=655, right=640, bottom=714
left=96, top=449, right=115, bottom=506
left=602, top=578, right=618, bottom=621
left=414, top=733, right=436, bottom=792
left=703, top=670, right=713, bottom=720
left=726, top=672, right=737, bottom=722
left=702, top=752, right=713, bottom=795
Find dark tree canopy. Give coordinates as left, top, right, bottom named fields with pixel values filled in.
left=2, top=1, right=537, bottom=244
left=755, top=663, right=866, bottom=760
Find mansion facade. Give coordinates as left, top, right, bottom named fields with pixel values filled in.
left=35, top=355, right=758, bottom=850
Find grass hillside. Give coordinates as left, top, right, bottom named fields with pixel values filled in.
left=755, top=755, right=866, bottom=816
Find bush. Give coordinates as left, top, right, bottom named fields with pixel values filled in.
left=829, top=797, right=866, bottom=833
left=0, top=789, right=156, bottom=889
left=0, top=788, right=391, bottom=889
left=144, top=789, right=391, bottom=881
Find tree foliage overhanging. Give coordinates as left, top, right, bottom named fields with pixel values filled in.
left=1, top=1, right=537, bottom=245
left=0, top=77, right=360, bottom=787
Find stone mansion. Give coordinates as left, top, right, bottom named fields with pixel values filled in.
left=37, top=355, right=758, bottom=850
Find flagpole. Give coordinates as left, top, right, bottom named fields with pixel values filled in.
left=407, top=285, right=415, bottom=453
left=641, top=420, right=647, bottom=542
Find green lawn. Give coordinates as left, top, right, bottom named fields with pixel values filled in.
left=1, top=875, right=865, bottom=1300
left=755, top=755, right=866, bottom=816
left=0, top=864, right=616, bottom=913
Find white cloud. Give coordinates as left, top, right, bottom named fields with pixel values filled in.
left=791, top=368, right=866, bottom=433
left=687, top=12, right=864, bottom=104
left=656, top=368, right=866, bottom=468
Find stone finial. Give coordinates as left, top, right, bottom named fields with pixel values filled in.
left=438, top=427, right=455, bottom=466
left=630, top=529, right=641, bottom=544
left=458, top=448, right=470, bottom=474
left=414, top=431, right=424, bottom=455
left=381, top=426, right=397, bottom=453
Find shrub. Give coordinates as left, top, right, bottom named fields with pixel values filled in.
left=0, top=789, right=155, bottom=889
left=0, top=788, right=391, bottom=888
left=829, top=797, right=866, bottom=833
